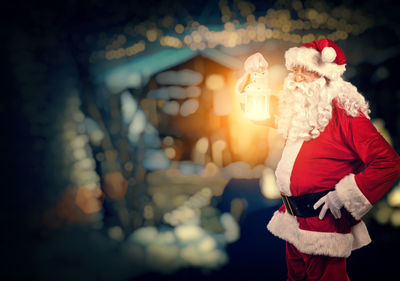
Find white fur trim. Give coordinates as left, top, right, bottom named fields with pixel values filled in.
left=267, top=211, right=371, bottom=257
left=321, top=47, right=336, bottom=63
left=275, top=140, right=304, bottom=196
left=285, top=47, right=346, bottom=80
left=335, top=173, right=372, bottom=220
left=351, top=220, right=372, bottom=250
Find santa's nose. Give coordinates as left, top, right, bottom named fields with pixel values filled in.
left=293, top=72, right=305, bottom=82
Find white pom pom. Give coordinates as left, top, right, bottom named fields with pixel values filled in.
left=244, top=52, right=269, bottom=72
left=321, top=47, right=336, bottom=63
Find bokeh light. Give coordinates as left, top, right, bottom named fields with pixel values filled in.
left=6, top=0, right=400, bottom=280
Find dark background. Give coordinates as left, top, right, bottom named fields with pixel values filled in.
left=3, top=0, right=400, bottom=280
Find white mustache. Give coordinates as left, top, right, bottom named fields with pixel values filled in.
left=283, top=73, right=326, bottom=96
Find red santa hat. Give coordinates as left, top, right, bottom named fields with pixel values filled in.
left=285, top=38, right=346, bottom=80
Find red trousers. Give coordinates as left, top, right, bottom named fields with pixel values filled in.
left=286, top=242, right=350, bottom=281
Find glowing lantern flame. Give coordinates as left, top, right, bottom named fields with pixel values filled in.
left=240, top=88, right=270, bottom=120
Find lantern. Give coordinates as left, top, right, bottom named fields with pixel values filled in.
left=240, top=86, right=271, bottom=121
left=235, top=53, right=271, bottom=121
left=237, top=71, right=271, bottom=121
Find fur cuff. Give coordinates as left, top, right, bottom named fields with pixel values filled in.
left=267, top=211, right=371, bottom=257
left=335, top=173, right=372, bottom=220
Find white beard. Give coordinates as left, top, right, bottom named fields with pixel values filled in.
left=277, top=74, right=335, bottom=142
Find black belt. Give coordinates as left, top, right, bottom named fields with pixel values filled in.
left=280, top=189, right=334, bottom=218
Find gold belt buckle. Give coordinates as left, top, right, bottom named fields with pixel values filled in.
left=280, top=192, right=295, bottom=216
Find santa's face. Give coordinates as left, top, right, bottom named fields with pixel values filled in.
left=291, top=66, right=322, bottom=83
left=277, top=71, right=333, bottom=141
left=283, top=72, right=327, bottom=96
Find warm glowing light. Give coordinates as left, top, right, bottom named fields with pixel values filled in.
left=224, top=22, right=235, bottom=31
left=241, top=91, right=271, bottom=121
left=124, top=161, right=134, bottom=171
left=165, top=147, right=176, bottom=159
left=143, top=204, right=154, bottom=219
left=391, top=210, right=400, bottom=227
left=213, top=140, right=226, bottom=151
left=374, top=203, right=392, bottom=224
left=269, top=64, right=288, bottom=90
left=212, top=140, right=226, bottom=167
left=198, top=236, right=217, bottom=252
left=160, top=36, right=183, bottom=48
left=75, top=185, right=103, bottom=214
left=372, top=119, right=392, bottom=145
left=57, top=189, right=89, bottom=223
left=175, top=224, right=204, bottom=241
left=125, top=41, right=146, bottom=56
left=206, top=74, right=224, bottom=91
left=108, top=226, right=124, bottom=241
left=163, top=136, right=174, bottom=146
left=260, top=168, right=280, bottom=199
left=105, top=41, right=145, bottom=60
left=203, top=162, right=219, bottom=177
left=166, top=167, right=181, bottom=178
left=103, top=171, right=128, bottom=200
left=307, top=9, right=318, bottom=20
left=193, top=137, right=209, bottom=165
left=388, top=185, right=400, bottom=207
left=89, top=1, right=375, bottom=65
left=230, top=198, right=245, bottom=222
left=146, top=29, right=158, bottom=42
left=196, top=137, right=209, bottom=154
left=175, top=24, right=185, bottom=33
left=71, top=135, right=88, bottom=148
left=184, top=35, right=193, bottom=45
left=73, top=148, right=86, bottom=160
left=180, top=99, right=199, bottom=116
left=192, top=31, right=202, bottom=43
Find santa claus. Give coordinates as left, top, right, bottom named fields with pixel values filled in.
left=237, top=38, right=400, bottom=280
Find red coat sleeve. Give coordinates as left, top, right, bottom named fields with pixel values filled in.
left=335, top=111, right=400, bottom=220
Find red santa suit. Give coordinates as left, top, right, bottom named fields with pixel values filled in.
left=238, top=38, right=400, bottom=280
left=267, top=98, right=400, bottom=258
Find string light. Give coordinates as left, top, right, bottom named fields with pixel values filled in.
left=160, top=36, right=183, bottom=48
left=89, top=1, right=375, bottom=63
left=175, top=24, right=185, bottom=34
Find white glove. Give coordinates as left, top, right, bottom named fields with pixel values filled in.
left=313, top=190, right=344, bottom=220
